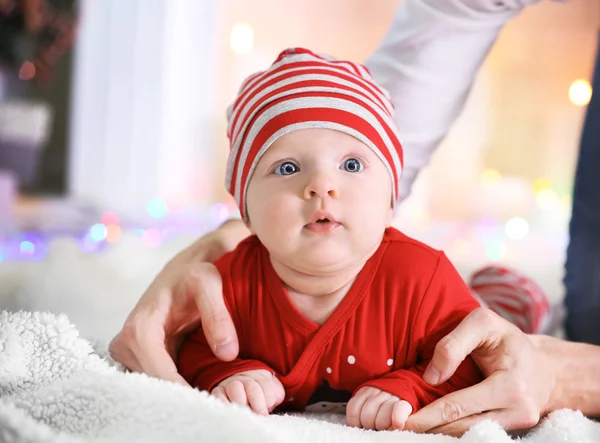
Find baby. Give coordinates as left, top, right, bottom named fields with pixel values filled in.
left=177, top=47, right=483, bottom=430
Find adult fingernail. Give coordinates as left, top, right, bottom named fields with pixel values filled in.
left=424, top=364, right=440, bottom=385
left=215, top=338, right=237, bottom=358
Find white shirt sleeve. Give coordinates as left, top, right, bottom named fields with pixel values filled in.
left=366, top=0, right=545, bottom=201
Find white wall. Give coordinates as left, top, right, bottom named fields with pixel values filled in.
left=68, top=0, right=220, bottom=215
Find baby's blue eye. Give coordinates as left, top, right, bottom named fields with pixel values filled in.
left=342, top=158, right=364, bottom=173
left=274, top=161, right=299, bottom=176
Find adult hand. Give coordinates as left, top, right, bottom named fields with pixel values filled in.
left=212, top=369, right=286, bottom=415
left=109, top=219, right=251, bottom=385
left=404, top=308, right=556, bottom=436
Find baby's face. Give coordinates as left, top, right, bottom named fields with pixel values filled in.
left=245, top=128, right=393, bottom=275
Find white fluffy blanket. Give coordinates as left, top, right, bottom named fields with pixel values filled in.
left=1, top=311, right=598, bottom=443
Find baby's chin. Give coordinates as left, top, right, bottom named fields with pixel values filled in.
left=285, top=250, right=371, bottom=275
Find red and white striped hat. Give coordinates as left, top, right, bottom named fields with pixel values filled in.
left=225, top=47, right=404, bottom=221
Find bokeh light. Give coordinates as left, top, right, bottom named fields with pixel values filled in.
left=532, top=178, right=552, bottom=194
left=229, top=23, right=254, bottom=55
left=101, top=211, right=120, bottom=226
left=18, top=61, right=36, bottom=80
left=505, top=217, right=529, bottom=240
left=106, top=224, right=123, bottom=243
left=480, top=169, right=502, bottom=189
left=535, top=189, right=560, bottom=211
left=147, top=198, right=168, bottom=219
left=19, top=241, right=35, bottom=256
left=486, top=240, right=507, bottom=261
left=569, top=79, right=592, bottom=106
left=89, top=223, right=108, bottom=242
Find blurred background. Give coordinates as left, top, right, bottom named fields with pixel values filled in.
left=0, top=0, right=598, bottom=340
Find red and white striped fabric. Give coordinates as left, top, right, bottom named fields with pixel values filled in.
left=225, top=47, right=404, bottom=221
left=469, top=266, right=551, bottom=334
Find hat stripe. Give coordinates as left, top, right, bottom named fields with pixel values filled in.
left=229, top=65, right=393, bottom=141
left=227, top=91, right=402, bottom=200
left=293, top=49, right=367, bottom=79
left=305, top=50, right=387, bottom=98
left=226, top=79, right=398, bottom=183
left=287, top=51, right=393, bottom=106
left=234, top=52, right=365, bottom=106
left=230, top=96, right=402, bottom=211
left=229, top=62, right=393, bottom=139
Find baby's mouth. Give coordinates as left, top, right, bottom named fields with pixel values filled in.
left=304, top=217, right=341, bottom=234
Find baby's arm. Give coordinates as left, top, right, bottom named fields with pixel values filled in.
left=351, top=253, right=482, bottom=428
left=178, top=326, right=271, bottom=390
left=176, top=249, right=285, bottom=414
left=178, top=327, right=284, bottom=414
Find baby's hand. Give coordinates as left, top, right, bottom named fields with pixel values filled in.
left=211, top=369, right=285, bottom=415
left=346, top=386, right=413, bottom=430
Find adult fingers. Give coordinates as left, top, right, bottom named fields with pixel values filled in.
left=423, top=309, right=499, bottom=385
left=427, top=406, right=539, bottom=436
left=190, top=263, right=239, bottom=361
left=108, top=334, right=142, bottom=372
left=109, top=324, right=189, bottom=386
left=134, top=344, right=190, bottom=385
left=405, top=376, right=506, bottom=433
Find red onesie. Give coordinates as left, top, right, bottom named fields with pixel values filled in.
left=177, top=227, right=482, bottom=413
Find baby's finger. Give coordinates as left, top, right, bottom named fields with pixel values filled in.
left=360, top=391, right=391, bottom=429
left=211, top=386, right=230, bottom=404
left=225, top=380, right=248, bottom=406
left=259, top=376, right=285, bottom=412
left=391, top=400, right=413, bottom=430
left=346, top=390, right=371, bottom=427
left=272, top=378, right=286, bottom=409
left=374, top=397, right=397, bottom=430
left=243, top=379, right=269, bottom=415
left=255, top=376, right=275, bottom=410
